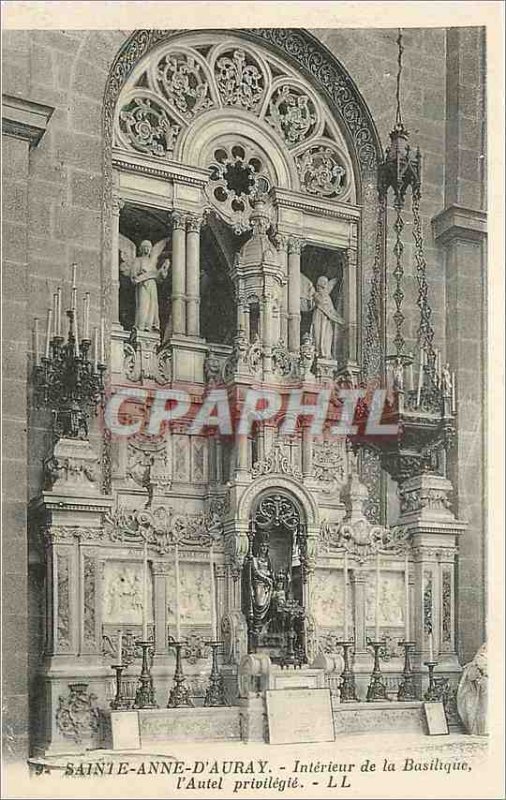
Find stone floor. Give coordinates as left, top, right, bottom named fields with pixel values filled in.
left=4, top=731, right=498, bottom=799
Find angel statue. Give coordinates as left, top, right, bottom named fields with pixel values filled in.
left=300, top=273, right=344, bottom=360
left=119, top=235, right=170, bottom=332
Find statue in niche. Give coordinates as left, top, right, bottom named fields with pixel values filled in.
left=243, top=535, right=274, bottom=639
left=119, top=235, right=170, bottom=332
left=300, top=273, right=344, bottom=359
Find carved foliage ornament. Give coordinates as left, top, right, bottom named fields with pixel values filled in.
left=103, top=498, right=226, bottom=553
left=119, top=96, right=180, bottom=157
left=296, top=145, right=347, bottom=198
left=319, top=517, right=408, bottom=559
left=267, top=84, right=318, bottom=146
left=215, top=48, right=265, bottom=110
left=107, top=29, right=379, bottom=172
left=251, top=440, right=303, bottom=482
left=155, top=51, right=213, bottom=119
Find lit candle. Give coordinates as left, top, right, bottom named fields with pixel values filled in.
left=117, top=630, right=123, bottom=666
left=83, top=293, right=90, bottom=340
left=451, top=372, right=456, bottom=414
left=210, top=542, right=217, bottom=640
left=52, top=293, right=58, bottom=335
left=343, top=551, right=349, bottom=640
left=44, top=308, right=53, bottom=358
left=93, top=327, right=98, bottom=370
left=404, top=552, right=410, bottom=641
left=142, top=540, right=148, bottom=641
left=33, top=318, right=40, bottom=366
left=175, top=540, right=181, bottom=641
left=428, top=630, right=434, bottom=661
left=375, top=551, right=380, bottom=641
left=57, top=287, right=62, bottom=336
left=100, top=318, right=105, bottom=364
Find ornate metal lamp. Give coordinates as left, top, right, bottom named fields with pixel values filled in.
left=362, top=30, right=456, bottom=483
left=32, top=267, right=105, bottom=440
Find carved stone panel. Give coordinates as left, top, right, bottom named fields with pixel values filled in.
left=311, top=569, right=344, bottom=628
left=83, top=555, right=97, bottom=650
left=167, top=561, right=212, bottom=626
left=102, top=561, right=154, bottom=626
left=173, top=434, right=190, bottom=482
left=56, top=550, right=71, bottom=653
left=365, top=571, right=405, bottom=627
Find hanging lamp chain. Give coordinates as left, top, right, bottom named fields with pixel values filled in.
left=395, top=28, right=404, bottom=128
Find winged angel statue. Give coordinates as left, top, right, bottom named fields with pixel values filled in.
left=119, top=235, right=170, bottom=332
left=300, top=273, right=344, bottom=359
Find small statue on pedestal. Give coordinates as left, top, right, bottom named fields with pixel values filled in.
left=119, top=235, right=170, bottom=332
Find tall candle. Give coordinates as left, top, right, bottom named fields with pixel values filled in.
left=71, top=262, right=77, bottom=289
left=451, top=372, right=456, bottom=414
left=71, top=286, right=77, bottom=312
left=404, top=553, right=410, bottom=641
left=57, top=287, right=62, bottom=336
left=93, top=327, right=98, bottom=369
left=142, top=540, right=148, bottom=641
left=343, top=551, right=349, bottom=640
left=210, top=543, right=217, bottom=640
left=100, top=318, right=105, bottom=363
left=428, top=630, right=434, bottom=661
left=175, top=540, right=181, bottom=641
left=33, top=318, right=40, bottom=366
left=375, top=552, right=380, bottom=641
left=409, top=362, right=414, bottom=392
left=117, top=630, right=123, bottom=666
left=52, top=293, right=58, bottom=335
left=45, top=308, right=53, bottom=358
left=416, top=349, right=424, bottom=407
left=73, top=306, right=80, bottom=356
left=83, top=293, right=90, bottom=339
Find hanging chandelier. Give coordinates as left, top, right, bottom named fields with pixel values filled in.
left=361, top=30, right=456, bottom=483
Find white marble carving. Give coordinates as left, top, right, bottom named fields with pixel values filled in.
left=102, top=562, right=154, bottom=625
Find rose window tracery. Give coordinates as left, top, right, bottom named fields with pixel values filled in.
left=114, top=35, right=355, bottom=204
left=206, top=142, right=273, bottom=229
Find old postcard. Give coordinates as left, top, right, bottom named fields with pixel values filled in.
left=1, top=1, right=504, bottom=798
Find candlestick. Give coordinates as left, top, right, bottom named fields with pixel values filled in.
left=343, top=551, right=349, bottom=640
left=167, top=641, right=193, bottom=708
left=337, top=641, right=358, bottom=702
left=210, top=544, right=217, bottom=640
left=397, top=641, right=417, bottom=701
left=404, top=553, right=410, bottom=641
left=100, top=318, right=105, bottom=363
left=134, top=641, right=158, bottom=709
left=375, top=552, right=380, bottom=641
left=204, top=641, right=226, bottom=707
left=33, top=318, right=40, bottom=366
left=366, top=641, right=390, bottom=702
left=175, top=540, right=181, bottom=641
left=117, top=630, right=123, bottom=667
left=142, top=540, right=148, bottom=641
left=110, top=664, right=130, bottom=710
left=57, top=287, right=62, bottom=336
left=44, top=308, right=53, bottom=358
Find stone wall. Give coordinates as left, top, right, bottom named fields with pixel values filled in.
left=1, top=26, right=486, bottom=756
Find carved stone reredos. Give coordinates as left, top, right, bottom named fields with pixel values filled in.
left=235, top=198, right=280, bottom=274
left=43, top=437, right=101, bottom=497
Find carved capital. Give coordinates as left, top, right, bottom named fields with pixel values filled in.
left=172, top=210, right=187, bottom=230
left=151, top=561, right=172, bottom=576
left=288, top=236, right=303, bottom=255
left=186, top=214, right=203, bottom=233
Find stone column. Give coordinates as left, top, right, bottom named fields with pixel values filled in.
left=287, top=237, right=302, bottom=352
left=301, top=423, right=313, bottom=479
left=151, top=561, right=170, bottom=655
left=344, top=223, right=359, bottom=365
left=276, top=235, right=289, bottom=343
left=171, top=211, right=186, bottom=336
left=397, top=473, right=465, bottom=672
left=111, top=191, right=123, bottom=323
left=79, top=546, right=101, bottom=656
left=186, top=214, right=202, bottom=337
left=262, top=292, right=272, bottom=374
left=431, top=26, right=486, bottom=664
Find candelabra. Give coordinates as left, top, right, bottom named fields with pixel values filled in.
left=397, top=641, right=417, bottom=701
left=204, top=642, right=226, bottom=707
left=110, top=665, right=131, bottom=710
left=366, top=641, right=390, bottom=702
left=423, top=660, right=440, bottom=702
left=337, top=641, right=359, bottom=702
left=133, top=641, right=158, bottom=709
left=167, top=641, right=194, bottom=708
left=33, top=286, right=105, bottom=440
